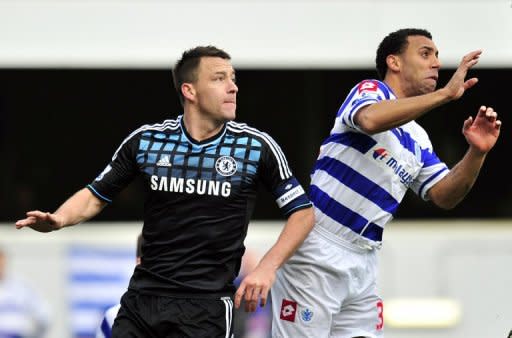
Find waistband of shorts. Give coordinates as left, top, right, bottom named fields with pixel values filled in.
left=313, top=223, right=382, bottom=252
left=128, top=287, right=234, bottom=300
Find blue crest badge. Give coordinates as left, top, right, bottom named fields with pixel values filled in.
left=301, top=308, right=313, bottom=322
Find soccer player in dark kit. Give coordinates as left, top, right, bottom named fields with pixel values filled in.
left=16, top=45, right=315, bottom=338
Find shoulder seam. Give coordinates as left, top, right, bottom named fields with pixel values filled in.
left=112, top=119, right=180, bottom=160
left=227, top=123, right=292, bottom=179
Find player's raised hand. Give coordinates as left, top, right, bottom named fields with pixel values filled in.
left=15, top=210, right=63, bottom=233
left=234, top=264, right=275, bottom=312
left=443, top=50, right=482, bottom=100
left=462, top=106, right=501, bottom=154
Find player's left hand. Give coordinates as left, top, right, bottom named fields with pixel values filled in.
left=463, top=105, right=501, bottom=154
left=234, top=265, right=276, bottom=312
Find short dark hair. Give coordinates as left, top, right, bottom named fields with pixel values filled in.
left=136, top=233, right=144, bottom=258
left=375, top=28, right=432, bottom=79
left=172, top=46, right=231, bottom=106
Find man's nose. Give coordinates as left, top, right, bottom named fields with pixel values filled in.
left=432, top=56, right=441, bottom=69
left=228, top=79, right=238, bottom=93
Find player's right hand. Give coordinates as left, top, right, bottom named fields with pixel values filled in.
left=234, top=264, right=275, bottom=312
left=15, top=211, right=62, bottom=232
left=443, top=49, right=482, bottom=100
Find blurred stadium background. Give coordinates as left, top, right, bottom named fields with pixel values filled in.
left=0, top=1, right=510, bottom=337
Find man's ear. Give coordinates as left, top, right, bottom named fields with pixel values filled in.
left=386, top=55, right=400, bottom=72
left=182, top=83, right=196, bottom=102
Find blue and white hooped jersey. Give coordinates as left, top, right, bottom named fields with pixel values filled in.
left=310, top=79, right=449, bottom=245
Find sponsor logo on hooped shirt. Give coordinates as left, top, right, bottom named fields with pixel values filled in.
left=358, top=80, right=378, bottom=93
left=372, top=147, right=413, bottom=187
left=373, top=147, right=388, bottom=160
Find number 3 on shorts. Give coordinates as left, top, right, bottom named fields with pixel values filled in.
left=376, top=300, right=384, bottom=331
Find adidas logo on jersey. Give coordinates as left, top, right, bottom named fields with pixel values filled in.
left=157, top=155, right=172, bottom=167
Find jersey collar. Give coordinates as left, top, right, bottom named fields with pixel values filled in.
left=178, top=115, right=227, bottom=147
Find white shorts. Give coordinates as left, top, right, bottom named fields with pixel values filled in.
left=271, top=225, right=384, bottom=338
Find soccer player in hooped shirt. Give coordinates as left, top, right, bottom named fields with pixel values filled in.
left=271, top=28, right=501, bottom=338
left=16, top=46, right=315, bottom=337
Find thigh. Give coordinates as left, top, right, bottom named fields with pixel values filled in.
left=113, top=291, right=234, bottom=338
left=112, top=290, right=156, bottom=338
left=271, top=232, right=348, bottom=338
left=112, top=311, right=149, bottom=338
left=157, top=296, right=234, bottom=338
left=330, top=295, right=383, bottom=338
left=330, top=252, right=383, bottom=338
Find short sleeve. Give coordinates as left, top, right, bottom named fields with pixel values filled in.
left=87, top=133, right=140, bottom=203
left=410, top=147, right=450, bottom=200
left=257, top=132, right=312, bottom=216
left=336, top=79, right=393, bottom=132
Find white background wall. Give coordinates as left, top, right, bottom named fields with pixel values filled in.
left=0, top=0, right=511, bottom=68
left=1, top=221, right=511, bottom=338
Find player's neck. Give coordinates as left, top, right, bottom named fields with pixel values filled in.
left=182, top=110, right=225, bottom=142
left=383, top=77, right=406, bottom=99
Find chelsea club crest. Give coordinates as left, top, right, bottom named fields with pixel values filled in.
left=215, top=156, right=237, bottom=176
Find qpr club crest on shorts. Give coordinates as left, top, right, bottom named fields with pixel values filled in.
left=300, top=308, right=314, bottom=323
left=215, top=156, right=237, bottom=176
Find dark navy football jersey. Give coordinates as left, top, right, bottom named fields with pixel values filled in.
left=88, top=115, right=311, bottom=297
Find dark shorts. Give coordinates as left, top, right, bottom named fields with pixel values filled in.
left=112, top=290, right=234, bottom=338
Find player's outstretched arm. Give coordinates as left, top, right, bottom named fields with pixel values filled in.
left=427, top=106, right=501, bottom=209
left=234, top=207, right=314, bottom=312
left=355, top=50, right=482, bottom=134
left=15, top=188, right=107, bottom=232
